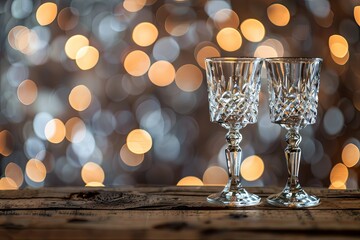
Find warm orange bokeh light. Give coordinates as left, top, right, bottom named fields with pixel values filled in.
left=329, top=35, right=348, bottom=58
left=36, top=2, right=58, bottom=26
left=329, top=183, right=346, bottom=190
left=165, top=16, right=190, bottom=36
left=330, top=163, right=349, bottom=188
left=175, top=64, right=203, bottom=92
left=267, top=3, right=290, bottom=27
left=133, top=22, right=158, bottom=47
left=57, top=7, right=79, bottom=31
left=342, top=143, right=360, bottom=168
left=216, top=27, right=242, bottom=52
left=240, top=155, right=265, bottom=181
left=120, top=144, right=145, bottom=167
left=45, top=119, right=66, bottom=144
left=196, top=45, right=220, bottom=69
left=177, top=176, right=204, bottom=186
left=0, top=130, right=13, bottom=157
left=254, top=45, right=278, bottom=58
left=124, top=50, right=151, bottom=77
left=0, top=177, right=18, bottom=190
left=8, top=26, right=27, bottom=50
left=123, top=0, right=146, bottom=12
left=64, top=35, right=89, bottom=60
left=126, top=129, right=153, bottom=154
left=202, top=166, right=228, bottom=186
left=213, top=9, right=240, bottom=29
left=26, top=159, right=47, bottom=183
left=331, top=51, right=349, bottom=65
left=354, top=6, right=360, bottom=26
left=81, top=162, right=105, bottom=184
left=5, top=162, right=23, bottom=188
left=148, top=60, right=175, bottom=87
left=69, top=85, right=92, bottom=111
left=86, top=182, right=105, bottom=187
left=240, top=19, right=265, bottom=42
left=17, top=79, right=38, bottom=105
left=75, top=46, right=99, bottom=70
left=65, top=117, right=86, bottom=143
left=8, top=26, right=37, bottom=54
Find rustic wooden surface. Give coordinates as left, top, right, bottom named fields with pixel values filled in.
left=0, top=186, right=359, bottom=239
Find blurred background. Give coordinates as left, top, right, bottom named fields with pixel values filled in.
left=0, top=0, right=359, bottom=190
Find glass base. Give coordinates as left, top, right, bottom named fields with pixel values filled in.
left=207, top=188, right=261, bottom=207
left=267, top=186, right=320, bottom=208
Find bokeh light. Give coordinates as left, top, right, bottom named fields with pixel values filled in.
left=267, top=4, right=290, bottom=27
left=132, top=22, right=158, bottom=47
left=0, top=177, right=18, bottom=190
left=120, top=144, right=144, bottom=167
left=354, top=6, right=360, bottom=26
left=7, top=25, right=38, bottom=54
left=331, top=51, right=349, bottom=65
left=86, top=182, right=105, bottom=187
left=216, top=27, right=242, bottom=52
left=330, top=163, right=348, bottom=188
left=240, top=155, right=265, bottom=181
left=342, top=143, right=360, bottom=168
left=126, top=129, right=152, bottom=154
left=164, top=15, right=190, bottom=37
left=45, top=118, right=66, bottom=144
left=75, top=46, right=99, bottom=70
left=64, top=35, right=89, bottom=60
left=17, top=79, right=37, bottom=105
left=36, top=2, right=57, bottom=26
left=177, top=176, right=204, bottom=186
left=213, top=9, right=240, bottom=29
left=81, top=162, right=105, bottom=185
left=124, top=50, right=151, bottom=77
left=0, top=130, right=13, bottom=157
left=5, top=162, right=24, bottom=188
left=57, top=7, right=79, bottom=31
left=203, top=166, right=228, bottom=186
left=196, top=45, right=221, bottom=69
left=123, top=0, right=146, bottom=12
left=65, top=117, right=86, bottom=143
left=148, top=60, right=175, bottom=87
left=329, top=35, right=349, bottom=58
left=240, top=19, right=265, bottom=42
left=175, top=64, right=203, bottom=92
left=26, top=159, right=47, bottom=182
left=68, top=85, right=92, bottom=111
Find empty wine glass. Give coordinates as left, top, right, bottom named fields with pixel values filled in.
left=265, top=57, right=322, bottom=208
left=205, top=57, right=263, bottom=206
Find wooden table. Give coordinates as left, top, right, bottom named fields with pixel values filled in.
left=0, top=186, right=359, bottom=239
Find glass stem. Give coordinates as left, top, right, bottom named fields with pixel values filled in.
left=225, top=128, right=242, bottom=190
left=285, top=128, right=302, bottom=190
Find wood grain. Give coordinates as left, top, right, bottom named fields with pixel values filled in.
left=0, top=187, right=359, bottom=239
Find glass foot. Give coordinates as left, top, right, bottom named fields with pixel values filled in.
left=207, top=188, right=261, bottom=207
left=267, top=187, right=320, bottom=208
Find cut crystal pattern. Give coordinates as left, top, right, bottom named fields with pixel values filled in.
left=266, top=60, right=321, bottom=129
left=206, top=58, right=262, bottom=129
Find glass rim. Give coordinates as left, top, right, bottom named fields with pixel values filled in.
left=205, top=57, right=263, bottom=63
left=264, top=57, right=323, bottom=63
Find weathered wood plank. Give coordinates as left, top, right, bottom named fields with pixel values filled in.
left=0, top=209, right=359, bottom=239
left=0, top=187, right=359, bottom=239
left=0, top=187, right=359, bottom=210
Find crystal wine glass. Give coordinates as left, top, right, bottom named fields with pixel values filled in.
left=205, top=57, right=263, bottom=206
left=265, top=57, right=322, bottom=208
